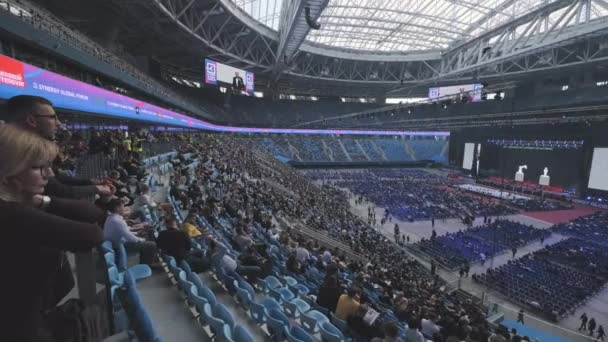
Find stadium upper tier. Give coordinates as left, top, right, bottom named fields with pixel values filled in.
left=241, top=135, right=449, bottom=163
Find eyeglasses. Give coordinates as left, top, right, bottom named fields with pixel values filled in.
left=32, top=163, right=54, bottom=176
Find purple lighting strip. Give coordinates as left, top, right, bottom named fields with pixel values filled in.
left=0, top=54, right=448, bottom=137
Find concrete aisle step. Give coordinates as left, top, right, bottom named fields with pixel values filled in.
left=137, top=272, right=210, bottom=342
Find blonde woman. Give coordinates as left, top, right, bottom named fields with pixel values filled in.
left=0, top=124, right=104, bottom=342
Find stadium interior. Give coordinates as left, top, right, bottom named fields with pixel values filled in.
left=1, top=0, right=608, bottom=341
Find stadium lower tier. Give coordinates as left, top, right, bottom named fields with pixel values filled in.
left=241, top=135, right=449, bottom=163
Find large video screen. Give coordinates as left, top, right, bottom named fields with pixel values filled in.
left=429, top=83, right=483, bottom=102
left=479, top=144, right=585, bottom=191
left=205, top=58, right=254, bottom=93
left=462, top=143, right=475, bottom=170
left=588, top=148, right=608, bottom=191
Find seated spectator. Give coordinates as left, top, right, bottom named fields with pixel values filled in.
left=295, top=240, right=311, bottom=264
left=182, top=213, right=207, bottom=240
left=335, top=286, right=361, bottom=321
left=135, top=183, right=156, bottom=209
left=209, top=239, right=261, bottom=281
left=421, top=313, right=441, bottom=338
left=372, top=321, right=401, bottom=342
left=405, top=317, right=425, bottom=342
left=0, top=124, right=104, bottom=341
left=157, top=217, right=210, bottom=273
left=347, top=303, right=384, bottom=339
left=103, top=197, right=158, bottom=266
left=317, top=275, right=343, bottom=313
left=238, top=245, right=269, bottom=280
left=319, top=245, right=333, bottom=265
left=232, top=226, right=254, bottom=251
left=286, top=251, right=303, bottom=274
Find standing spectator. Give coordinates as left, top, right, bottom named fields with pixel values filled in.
left=512, top=247, right=517, bottom=259
left=316, top=275, right=343, bottom=313
left=579, top=313, right=588, bottom=331
left=598, top=325, right=605, bottom=341
left=431, top=216, right=435, bottom=228
left=103, top=197, right=158, bottom=266
left=589, top=318, right=597, bottom=336
left=0, top=124, right=104, bottom=341
left=430, top=259, right=436, bottom=276
left=517, top=309, right=525, bottom=324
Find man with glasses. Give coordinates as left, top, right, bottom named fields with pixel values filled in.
left=3, top=95, right=114, bottom=198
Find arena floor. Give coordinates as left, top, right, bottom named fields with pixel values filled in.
left=334, top=181, right=607, bottom=342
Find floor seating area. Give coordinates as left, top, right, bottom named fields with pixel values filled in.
left=414, top=220, right=550, bottom=269
left=552, top=211, right=608, bottom=244
left=473, top=241, right=605, bottom=321
left=306, top=169, right=517, bottom=221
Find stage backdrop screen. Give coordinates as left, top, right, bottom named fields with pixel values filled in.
left=479, top=144, right=584, bottom=192
left=588, top=148, right=608, bottom=191
left=462, top=143, right=475, bottom=170
left=205, top=58, right=254, bottom=93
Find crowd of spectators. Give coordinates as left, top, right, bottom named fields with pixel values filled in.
left=3, top=93, right=579, bottom=341
left=156, top=133, right=503, bottom=342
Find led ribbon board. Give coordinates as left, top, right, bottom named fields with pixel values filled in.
left=0, top=54, right=448, bottom=137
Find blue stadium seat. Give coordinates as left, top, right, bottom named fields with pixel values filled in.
left=287, top=325, right=315, bottom=342
left=319, top=321, right=351, bottom=342
left=283, top=298, right=310, bottom=319
left=232, top=325, right=254, bottom=342
left=301, top=309, right=330, bottom=335
left=267, top=308, right=290, bottom=341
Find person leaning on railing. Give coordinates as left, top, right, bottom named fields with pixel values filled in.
left=0, top=124, right=104, bottom=342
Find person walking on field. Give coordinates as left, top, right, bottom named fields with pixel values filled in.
left=588, top=318, right=597, bottom=336
left=579, top=313, right=588, bottom=331
left=597, top=325, right=605, bottom=341
left=517, top=309, right=525, bottom=324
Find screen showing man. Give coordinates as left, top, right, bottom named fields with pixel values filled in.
left=232, top=72, right=244, bottom=91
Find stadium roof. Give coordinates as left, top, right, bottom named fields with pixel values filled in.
left=230, top=0, right=560, bottom=52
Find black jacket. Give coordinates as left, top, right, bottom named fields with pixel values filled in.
left=0, top=197, right=104, bottom=342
